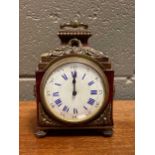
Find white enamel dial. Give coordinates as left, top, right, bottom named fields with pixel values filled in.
left=41, top=57, right=108, bottom=123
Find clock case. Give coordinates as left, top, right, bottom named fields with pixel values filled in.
left=34, top=21, right=114, bottom=137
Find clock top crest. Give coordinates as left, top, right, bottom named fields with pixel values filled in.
left=38, top=20, right=111, bottom=70
left=34, top=20, right=114, bottom=137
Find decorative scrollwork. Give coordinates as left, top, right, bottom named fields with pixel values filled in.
left=39, top=103, right=62, bottom=127
left=47, top=44, right=107, bottom=58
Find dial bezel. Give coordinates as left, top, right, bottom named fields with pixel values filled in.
left=40, top=54, right=109, bottom=125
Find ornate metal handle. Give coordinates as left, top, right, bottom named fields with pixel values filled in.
left=68, top=38, right=82, bottom=47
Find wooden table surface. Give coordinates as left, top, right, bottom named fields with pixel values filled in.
left=19, top=100, right=135, bottom=155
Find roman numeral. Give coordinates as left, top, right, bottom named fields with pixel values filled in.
left=90, top=90, right=97, bottom=95
left=87, top=98, right=95, bottom=105
left=61, top=73, right=68, bottom=80
left=62, top=105, right=69, bottom=112
left=54, top=99, right=62, bottom=107
left=53, top=92, right=59, bottom=97
left=88, top=81, right=94, bottom=86
left=82, top=73, right=86, bottom=80
left=71, top=71, right=77, bottom=78
left=55, top=83, right=61, bottom=86
left=73, top=108, right=78, bottom=114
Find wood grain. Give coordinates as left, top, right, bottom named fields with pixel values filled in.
left=19, top=100, right=135, bottom=155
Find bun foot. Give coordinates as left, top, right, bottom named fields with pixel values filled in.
left=34, top=130, right=47, bottom=138
left=102, top=129, right=113, bottom=137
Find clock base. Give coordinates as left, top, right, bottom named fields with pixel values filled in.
left=34, top=126, right=113, bottom=138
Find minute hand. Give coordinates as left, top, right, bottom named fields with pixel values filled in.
left=72, top=71, right=77, bottom=96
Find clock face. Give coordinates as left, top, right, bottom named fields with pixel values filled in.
left=40, top=56, right=109, bottom=124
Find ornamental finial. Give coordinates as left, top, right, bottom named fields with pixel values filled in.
left=60, top=20, right=88, bottom=29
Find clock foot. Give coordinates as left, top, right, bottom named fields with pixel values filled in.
left=102, top=129, right=113, bottom=137
left=34, top=130, right=47, bottom=138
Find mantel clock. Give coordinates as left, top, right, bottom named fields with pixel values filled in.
left=34, top=20, right=114, bottom=137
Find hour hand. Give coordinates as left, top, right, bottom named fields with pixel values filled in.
left=72, top=90, right=77, bottom=96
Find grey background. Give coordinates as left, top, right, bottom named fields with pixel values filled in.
left=19, top=0, right=135, bottom=100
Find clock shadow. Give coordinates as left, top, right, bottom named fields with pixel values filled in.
left=47, top=129, right=103, bottom=137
